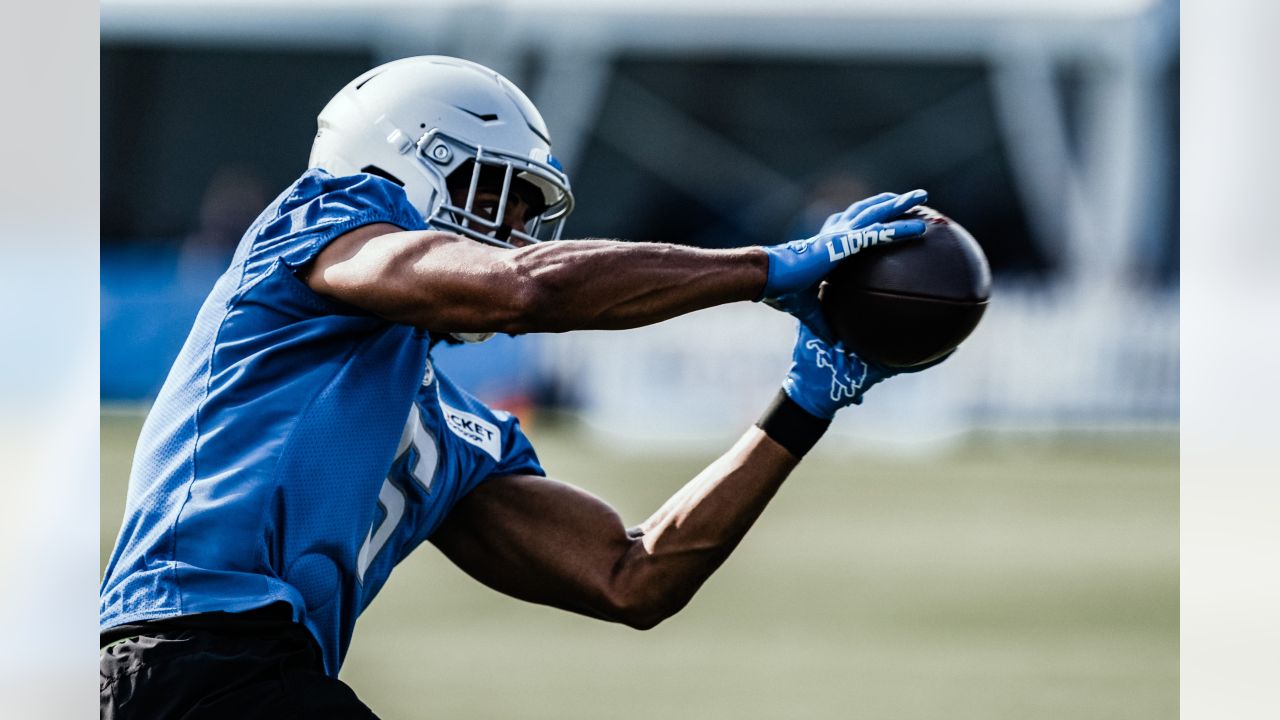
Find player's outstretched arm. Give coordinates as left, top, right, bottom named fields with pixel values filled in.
left=305, top=222, right=768, bottom=333
left=429, top=322, right=949, bottom=629
left=429, top=427, right=799, bottom=630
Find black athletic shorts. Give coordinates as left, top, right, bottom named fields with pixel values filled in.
left=100, top=603, right=380, bottom=719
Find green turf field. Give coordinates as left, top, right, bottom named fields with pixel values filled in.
left=101, top=409, right=1176, bottom=720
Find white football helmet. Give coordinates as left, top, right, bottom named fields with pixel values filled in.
left=309, top=55, right=575, bottom=342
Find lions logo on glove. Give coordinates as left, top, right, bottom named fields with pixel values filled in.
left=806, top=339, right=871, bottom=405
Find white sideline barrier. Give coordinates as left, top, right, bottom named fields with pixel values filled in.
left=540, top=282, right=1178, bottom=452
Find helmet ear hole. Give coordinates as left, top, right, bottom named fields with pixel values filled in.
left=360, top=165, right=405, bottom=187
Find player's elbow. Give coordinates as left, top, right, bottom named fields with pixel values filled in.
left=601, top=580, right=690, bottom=631
left=626, top=604, right=683, bottom=631
left=606, top=594, right=678, bottom=631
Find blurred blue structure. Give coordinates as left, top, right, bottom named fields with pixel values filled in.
left=101, top=247, right=541, bottom=404
left=101, top=245, right=203, bottom=400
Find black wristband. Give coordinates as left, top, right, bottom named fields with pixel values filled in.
left=755, top=389, right=831, bottom=458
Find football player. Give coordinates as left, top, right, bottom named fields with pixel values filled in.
left=100, top=56, right=940, bottom=718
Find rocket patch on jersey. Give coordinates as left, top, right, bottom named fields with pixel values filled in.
left=438, top=398, right=502, bottom=460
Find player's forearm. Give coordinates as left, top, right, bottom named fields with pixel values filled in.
left=608, top=427, right=798, bottom=628
left=502, top=239, right=768, bottom=333
left=311, top=227, right=770, bottom=332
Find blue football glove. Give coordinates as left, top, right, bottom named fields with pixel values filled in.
left=760, top=190, right=929, bottom=338
left=782, top=323, right=949, bottom=419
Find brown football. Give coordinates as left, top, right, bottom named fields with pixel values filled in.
left=819, top=205, right=991, bottom=368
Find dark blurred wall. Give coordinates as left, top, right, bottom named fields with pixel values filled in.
left=101, top=44, right=374, bottom=241
left=568, top=57, right=1048, bottom=277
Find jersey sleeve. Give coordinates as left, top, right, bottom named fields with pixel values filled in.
left=243, top=170, right=427, bottom=284
left=489, top=412, right=545, bottom=479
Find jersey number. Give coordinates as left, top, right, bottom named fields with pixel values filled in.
left=356, top=405, right=439, bottom=582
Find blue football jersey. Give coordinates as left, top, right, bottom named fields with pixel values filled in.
left=100, top=169, right=544, bottom=676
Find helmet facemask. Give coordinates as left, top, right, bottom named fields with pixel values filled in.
left=417, top=130, right=573, bottom=249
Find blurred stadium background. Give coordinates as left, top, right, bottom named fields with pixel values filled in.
left=101, top=0, right=1178, bottom=718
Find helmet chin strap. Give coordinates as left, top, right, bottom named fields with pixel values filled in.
left=450, top=331, right=496, bottom=344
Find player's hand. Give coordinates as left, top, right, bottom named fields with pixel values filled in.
left=782, top=323, right=949, bottom=418
left=759, top=190, right=928, bottom=338
left=761, top=189, right=928, bottom=297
